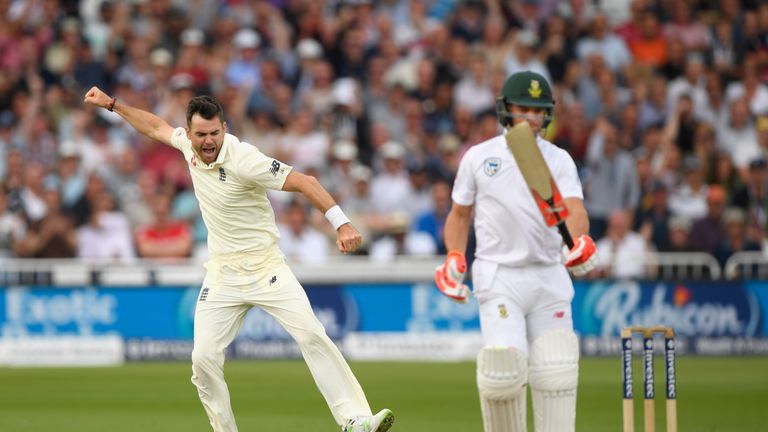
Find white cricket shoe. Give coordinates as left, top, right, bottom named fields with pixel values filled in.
left=342, top=409, right=395, bottom=432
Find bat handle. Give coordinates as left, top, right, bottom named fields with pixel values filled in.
left=558, top=222, right=575, bottom=249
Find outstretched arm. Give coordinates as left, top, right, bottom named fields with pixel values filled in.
left=83, top=86, right=175, bottom=146
left=282, top=171, right=362, bottom=254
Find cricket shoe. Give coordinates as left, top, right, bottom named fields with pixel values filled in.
left=342, top=409, right=395, bottom=432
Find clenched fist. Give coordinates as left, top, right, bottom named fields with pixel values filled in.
left=83, top=86, right=113, bottom=110
left=336, top=223, right=362, bottom=254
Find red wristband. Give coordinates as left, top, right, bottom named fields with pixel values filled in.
left=107, top=97, right=116, bottom=112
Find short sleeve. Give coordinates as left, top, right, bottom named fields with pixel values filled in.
left=554, top=151, right=583, bottom=200
left=452, top=151, right=477, bottom=206
left=170, top=127, right=190, bottom=151
left=235, top=143, right=293, bottom=190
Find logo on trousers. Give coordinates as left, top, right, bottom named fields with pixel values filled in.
left=198, top=287, right=209, bottom=302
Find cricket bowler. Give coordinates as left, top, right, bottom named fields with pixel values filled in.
left=84, top=87, right=394, bottom=432
left=434, top=71, right=598, bottom=431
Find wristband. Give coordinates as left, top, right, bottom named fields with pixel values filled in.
left=107, top=97, right=116, bottom=112
left=324, top=205, right=350, bottom=230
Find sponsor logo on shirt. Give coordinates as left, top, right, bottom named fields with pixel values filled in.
left=483, top=157, right=501, bottom=176
left=269, top=275, right=277, bottom=285
left=269, top=160, right=281, bottom=177
left=219, top=168, right=227, bottom=182
left=190, top=153, right=197, bottom=167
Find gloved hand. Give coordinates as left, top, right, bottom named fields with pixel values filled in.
left=435, top=251, right=470, bottom=303
left=563, top=235, right=598, bottom=276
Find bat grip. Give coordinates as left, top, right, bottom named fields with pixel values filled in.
left=557, top=222, right=575, bottom=249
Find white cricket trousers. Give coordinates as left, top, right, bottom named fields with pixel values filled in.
left=191, top=254, right=371, bottom=431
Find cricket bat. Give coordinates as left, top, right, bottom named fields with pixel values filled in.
left=505, top=122, right=575, bottom=249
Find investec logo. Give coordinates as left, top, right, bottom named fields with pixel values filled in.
left=592, top=281, right=753, bottom=336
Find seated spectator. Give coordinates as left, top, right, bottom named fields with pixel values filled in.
left=277, top=201, right=329, bottom=264
left=636, top=180, right=672, bottom=251
left=76, top=191, right=135, bottom=261
left=595, top=209, right=649, bottom=279
left=0, top=185, right=26, bottom=257
left=713, top=207, right=762, bottom=266
left=666, top=216, right=694, bottom=253
left=135, top=193, right=193, bottom=259
left=669, top=156, right=708, bottom=220
left=368, top=213, right=436, bottom=262
left=369, top=141, right=412, bottom=214
left=731, top=158, right=767, bottom=243
left=414, top=179, right=452, bottom=254
left=689, top=185, right=727, bottom=254
left=15, top=188, right=76, bottom=258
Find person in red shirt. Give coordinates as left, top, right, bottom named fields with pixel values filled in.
left=135, top=193, right=193, bottom=258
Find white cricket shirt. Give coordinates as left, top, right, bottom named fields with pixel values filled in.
left=170, top=127, right=292, bottom=256
left=452, top=134, right=583, bottom=266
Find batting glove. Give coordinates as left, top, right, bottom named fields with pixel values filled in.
left=435, top=251, right=470, bottom=303
left=563, top=235, right=598, bottom=276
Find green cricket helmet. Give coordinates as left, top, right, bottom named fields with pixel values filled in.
left=495, top=70, right=555, bottom=128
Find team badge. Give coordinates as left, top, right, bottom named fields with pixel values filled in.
left=498, top=304, right=508, bottom=319
left=219, top=168, right=227, bottom=182
left=528, top=80, right=542, bottom=99
left=190, top=153, right=197, bottom=167
left=483, top=157, right=501, bottom=176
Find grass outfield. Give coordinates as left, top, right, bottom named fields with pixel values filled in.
left=0, top=357, right=766, bottom=431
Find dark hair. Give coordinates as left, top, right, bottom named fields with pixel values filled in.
left=186, top=95, right=224, bottom=125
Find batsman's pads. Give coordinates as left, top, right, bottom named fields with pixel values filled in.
left=477, top=347, right=528, bottom=432
left=435, top=251, right=470, bottom=303
left=563, top=234, right=598, bottom=276
left=528, top=329, right=579, bottom=432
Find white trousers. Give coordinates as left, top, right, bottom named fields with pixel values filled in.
left=191, top=255, right=371, bottom=431
left=472, top=259, right=575, bottom=353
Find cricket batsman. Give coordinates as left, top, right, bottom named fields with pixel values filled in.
left=434, top=71, right=598, bottom=431
left=84, top=87, right=394, bottom=432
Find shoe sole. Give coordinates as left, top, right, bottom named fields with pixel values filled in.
left=375, top=410, right=395, bottom=432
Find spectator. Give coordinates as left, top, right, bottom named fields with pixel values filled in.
left=669, top=156, right=709, bottom=220
left=18, top=161, right=48, bottom=223
left=414, top=179, right=451, bottom=254
left=368, top=213, right=436, bottom=262
left=76, top=191, right=135, bottom=261
left=135, top=193, right=193, bottom=259
left=15, top=188, right=76, bottom=259
left=369, top=141, right=411, bottom=214
left=731, top=158, right=767, bottom=243
left=716, top=96, right=761, bottom=179
left=665, top=215, right=694, bottom=253
left=595, top=209, right=649, bottom=279
left=714, top=207, right=762, bottom=267
left=504, top=29, right=551, bottom=84
left=636, top=180, right=672, bottom=251
left=0, top=186, right=25, bottom=257
left=278, top=201, right=329, bottom=264
left=689, top=185, right=728, bottom=255
left=584, top=120, right=640, bottom=238
left=576, top=12, right=632, bottom=73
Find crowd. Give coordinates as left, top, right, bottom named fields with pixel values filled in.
left=0, top=0, right=767, bottom=279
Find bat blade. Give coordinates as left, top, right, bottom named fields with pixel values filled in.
left=505, top=122, right=574, bottom=247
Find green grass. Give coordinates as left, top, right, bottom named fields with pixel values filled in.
left=0, top=357, right=766, bottom=431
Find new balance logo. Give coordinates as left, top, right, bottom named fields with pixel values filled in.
left=199, top=287, right=209, bottom=302
left=219, top=168, right=226, bottom=182
left=269, top=160, right=281, bottom=177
